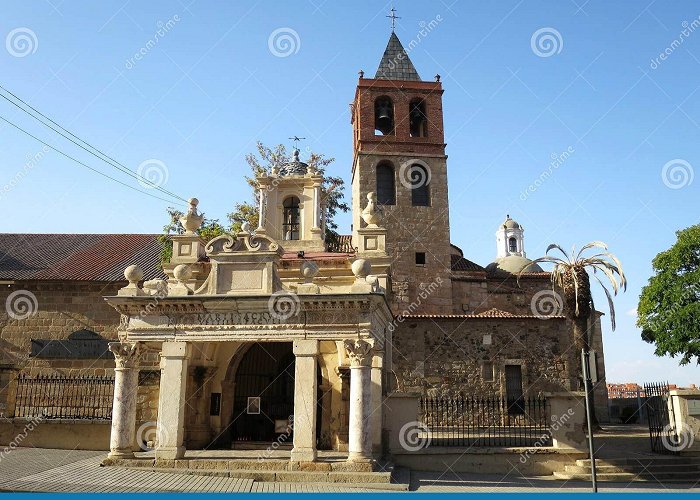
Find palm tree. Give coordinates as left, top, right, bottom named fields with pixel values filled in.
left=523, top=242, right=627, bottom=425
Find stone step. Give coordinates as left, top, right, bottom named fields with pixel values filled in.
left=126, top=467, right=396, bottom=485
left=105, top=457, right=377, bottom=473
left=553, top=470, right=700, bottom=483
left=576, top=456, right=700, bottom=468
left=565, top=463, right=700, bottom=474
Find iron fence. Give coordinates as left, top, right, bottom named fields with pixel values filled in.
left=644, top=381, right=677, bottom=454
left=420, top=395, right=551, bottom=447
left=15, top=374, right=114, bottom=420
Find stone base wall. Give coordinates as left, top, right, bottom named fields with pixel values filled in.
left=0, top=418, right=110, bottom=450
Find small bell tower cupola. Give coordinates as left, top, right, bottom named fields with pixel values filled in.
left=496, top=215, right=526, bottom=258
left=256, top=147, right=325, bottom=252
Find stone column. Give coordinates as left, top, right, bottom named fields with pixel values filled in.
left=108, top=342, right=141, bottom=459
left=155, top=342, right=190, bottom=460
left=345, top=339, right=374, bottom=462
left=291, top=339, right=319, bottom=462
left=258, top=187, right=267, bottom=232
left=312, top=182, right=321, bottom=230
left=370, top=353, right=384, bottom=455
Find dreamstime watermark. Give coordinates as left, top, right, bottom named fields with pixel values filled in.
left=661, top=159, right=694, bottom=189
left=5, top=27, right=38, bottom=57
left=520, top=146, right=575, bottom=201
left=530, top=28, right=563, bottom=57
left=125, top=15, right=181, bottom=69
left=530, top=290, right=564, bottom=319
left=137, top=158, right=169, bottom=189
left=5, top=290, right=39, bottom=320
left=268, top=290, right=301, bottom=321
left=384, top=15, right=443, bottom=72
left=387, top=277, right=444, bottom=333
left=661, top=422, right=695, bottom=452
left=268, top=28, right=300, bottom=57
left=398, top=159, right=432, bottom=191
left=650, top=16, right=700, bottom=69
left=0, top=146, right=50, bottom=201
left=0, top=412, right=45, bottom=461
left=399, top=421, right=432, bottom=451
left=519, top=408, right=574, bottom=463
left=258, top=418, right=294, bottom=461
left=136, top=421, right=170, bottom=451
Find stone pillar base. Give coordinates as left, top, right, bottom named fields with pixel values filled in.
left=155, top=446, right=186, bottom=460
left=107, top=449, right=135, bottom=459
left=347, top=452, right=373, bottom=463
left=290, top=449, right=317, bottom=462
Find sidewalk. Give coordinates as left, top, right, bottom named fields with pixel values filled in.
left=0, top=447, right=698, bottom=492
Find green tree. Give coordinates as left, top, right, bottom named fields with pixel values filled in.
left=637, top=224, right=700, bottom=365
left=227, top=141, right=349, bottom=237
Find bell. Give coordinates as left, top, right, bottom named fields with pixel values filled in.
left=375, top=100, right=393, bottom=134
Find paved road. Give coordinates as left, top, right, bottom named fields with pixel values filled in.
left=1, top=448, right=699, bottom=492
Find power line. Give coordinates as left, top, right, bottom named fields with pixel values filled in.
left=0, top=114, right=184, bottom=205
left=0, top=84, right=188, bottom=203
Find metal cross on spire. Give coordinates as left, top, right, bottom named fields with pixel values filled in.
left=386, top=7, right=400, bottom=32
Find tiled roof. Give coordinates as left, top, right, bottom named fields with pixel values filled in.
left=375, top=32, right=421, bottom=81
left=475, top=308, right=515, bottom=318
left=450, top=254, right=485, bottom=272
left=0, top=234, right=166, bottom=282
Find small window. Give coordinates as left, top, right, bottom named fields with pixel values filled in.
left=415, top=252, right=426, bottom=265
left=410, top=164, right=431, bottom=206
left=283, top=196, right=300, bottom=240
left=482, top=362, right=494, bottom=382
left=376, top=162, right=396, bottom=205
left=374, top=96, right=394, bottom=135
left=409, top=98, right=427, bottom=137
left=508, top=237, right=517, bottom=253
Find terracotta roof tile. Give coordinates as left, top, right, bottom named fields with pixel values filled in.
left=451, top=254, right=485, bottom=272
left=0, top=234, right=165, bottom=282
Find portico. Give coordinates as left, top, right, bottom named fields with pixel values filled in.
left=104, top=218, right=392, bottom=464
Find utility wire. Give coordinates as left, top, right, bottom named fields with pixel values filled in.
left=0, top=84, right=188, bottom=203
left=0, top=114, right=184, bottom=205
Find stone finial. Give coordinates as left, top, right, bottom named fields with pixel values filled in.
left=300, top=261, right=319, bottom=284
left=170, top=264, right=193, bottom=296
left=344, top=339, right=373, bottom=367
left=108, top=342, right=140, bottom=369
left=179, top=197, right=204, bottom=235
left=360, top=192, right=380, bottom=227
left=119, top=265, right=145, bottom=296
left=351, top=259, right=371, bottom=280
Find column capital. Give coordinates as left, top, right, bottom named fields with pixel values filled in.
left=344, top=339, right=373, bottom=367
left=108, top=342, right=140, bottom=369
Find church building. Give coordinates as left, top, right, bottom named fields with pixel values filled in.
left=0, top=28, right=609, bottom=475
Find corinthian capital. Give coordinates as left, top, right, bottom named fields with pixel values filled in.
left=109, top=342, right=141, bottom=369
left=344, top=339, right=373, bottom=367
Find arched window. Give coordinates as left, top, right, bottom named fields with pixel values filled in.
left=374, top=96, right=394, bottom=135
left=376, top=162, right=396, bottom=205
left=409, top=98, right=427, bottom=137
left=509, top=237, right=517, bottom=253
left=282, top=196, right=300, bottom=240
left=410, top=164, right=431, bottom=206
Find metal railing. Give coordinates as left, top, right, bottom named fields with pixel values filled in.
left=420, top=395, right=551, bottom=447
left=15, top=374, right=114, bottom=420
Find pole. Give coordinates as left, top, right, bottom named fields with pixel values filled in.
left=582, top=349, right=598, bottom=493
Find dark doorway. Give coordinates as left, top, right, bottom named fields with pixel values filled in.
left=231, top=342, right=323, bottom=445
left=232, top=342, right=295, bottom=442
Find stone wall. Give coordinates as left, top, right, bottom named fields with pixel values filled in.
left=392, top=317, right=574, bottom=397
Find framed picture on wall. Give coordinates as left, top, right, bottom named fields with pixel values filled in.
left=247, top=396, right=261, bottom=414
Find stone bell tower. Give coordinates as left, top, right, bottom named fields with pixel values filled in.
left=351, top=29, right=452, bottom=314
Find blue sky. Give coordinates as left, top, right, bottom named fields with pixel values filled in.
left=0, top=1, right=698, bottom=385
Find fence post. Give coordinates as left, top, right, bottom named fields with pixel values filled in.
left=4, top=369, right=20, bottom=418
